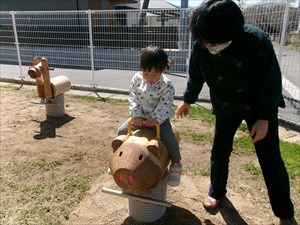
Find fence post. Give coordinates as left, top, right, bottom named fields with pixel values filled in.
left=178, top=9, right=189, bottom=50
left=139, top=0, right=150, bottom=25
left=87, top=10, right=96, bottom=87
left=10, top=11, right=24, bottom=79
left=187, top=29, right=192, bottom=74
left=278, top=0, right=290, bottom=65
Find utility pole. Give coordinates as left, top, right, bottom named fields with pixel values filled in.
left=181, top=0, right=188, bottom=8
left=297, top=0, right=300, bottom=33
left=178, top=0, right=189, bottom=50
left=139, top=0, right=150, bottom=26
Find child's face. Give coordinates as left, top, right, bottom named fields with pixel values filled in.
left=142, top=68, right=163, bottom=84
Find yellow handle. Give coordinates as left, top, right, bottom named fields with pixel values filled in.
left=127, top=119, right=160, bottom=140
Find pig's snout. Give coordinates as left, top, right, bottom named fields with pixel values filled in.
left=115, top=169, right=135, bottom=186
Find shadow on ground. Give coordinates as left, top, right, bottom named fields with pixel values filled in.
left=219, top=197, right=248, bottom=225
left=203, top=196, right=248, bottom=225
left=33, top=114, right=75, bottom=139
left=121, top=204, right=202, bottom=225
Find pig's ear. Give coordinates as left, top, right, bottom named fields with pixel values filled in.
left=112, top=135, right=129, bottom=152
left=147, top=139, right=160, bottom=157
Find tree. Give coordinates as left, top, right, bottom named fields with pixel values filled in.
left=243, top=0, right=299, bottom=41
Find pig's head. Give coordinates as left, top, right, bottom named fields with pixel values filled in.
left=109, top=140, right=161, bottom=193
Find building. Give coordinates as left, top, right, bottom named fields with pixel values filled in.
left=0, top=0, right=178, bottom=11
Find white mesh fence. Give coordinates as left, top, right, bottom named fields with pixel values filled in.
left=0, top=9, right=191, bottom=94
left=242, top=0, right=300, bottom=128
left=0, top=2, right=299, bottom=128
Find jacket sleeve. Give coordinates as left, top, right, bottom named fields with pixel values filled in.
left=129, top=75, right=143, bottom=118
left=183, top=43, right=205, bottom=104
left=256, top=34, right=285, bottom=120
left=152, top=81, right=175, bottom=124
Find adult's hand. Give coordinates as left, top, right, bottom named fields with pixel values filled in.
left=175, top=102, right=190, bottom=118
left=250, top=119, right=269, bottom=144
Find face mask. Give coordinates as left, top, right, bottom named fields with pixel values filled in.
left=205, top=41, right=232, bottom=55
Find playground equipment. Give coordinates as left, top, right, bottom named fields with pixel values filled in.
left=102, top=120, right=179, bottom=222
left=28, top=57, right=71, bottom=117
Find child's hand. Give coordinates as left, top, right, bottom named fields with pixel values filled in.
left=144, top=118, right=157, bottom=127
left=132, top=118, right=143, bottom=126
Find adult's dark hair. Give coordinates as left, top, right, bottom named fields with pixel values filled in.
left=140, top=45, right=168, bottom=72
left=190, top=0, right=244, bottom=44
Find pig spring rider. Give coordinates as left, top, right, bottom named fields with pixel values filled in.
left=28, top=57, right=71, bottom=117
left=102, top=120, right=180, bottom=223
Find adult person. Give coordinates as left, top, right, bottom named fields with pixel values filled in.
left=175, top=0, right=297, bottom=224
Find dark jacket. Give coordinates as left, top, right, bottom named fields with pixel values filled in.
left=184, top=25, right=285, bottom=120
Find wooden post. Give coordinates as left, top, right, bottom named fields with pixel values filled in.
left=40, top=58, right=52, bottom=102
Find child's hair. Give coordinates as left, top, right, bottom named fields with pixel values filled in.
left=189, top=0, right=244, bottom=44
left=140, top=45, right=168, bottom=72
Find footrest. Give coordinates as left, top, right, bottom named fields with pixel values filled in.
left=30, top=99, right=59, bottom=105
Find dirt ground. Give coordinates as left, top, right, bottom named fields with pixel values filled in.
left=0, top=85, right=299, bottom=225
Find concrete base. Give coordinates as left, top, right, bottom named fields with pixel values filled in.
left=128, top=171, right=168, bottom=223
left=46, top=94, right=65, bottom=117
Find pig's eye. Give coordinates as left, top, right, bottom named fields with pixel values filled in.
left=138, top=154, right=143, bottom=160
left=119, top=151, right=123, bottom=157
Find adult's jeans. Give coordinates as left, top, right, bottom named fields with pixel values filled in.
left=208, top=115, right=294, bottom=218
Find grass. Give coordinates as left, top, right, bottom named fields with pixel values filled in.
left=0, top=85, right=128, bottom=105
left=1, top=85, right=299, bottom=223
left=233, top=136, right=255, bottom=153
left=180, top=131, right=213, bottom=144
left=280, top=141, right=300, bottom=180
left=244, top=163, right=262, bottom=176
left=187, top=105, right=300, bottom=181
left=184, top=163, right=210, bottom=177
left=233, top=134, right=300, bottom=181
left=2, top=86, right=298, bottom=181
left=188, top=105, right=215, bottom=124
left=72, top=94, right=127, bottom=104
left=0, top=155, right=98, bottom=225
left=188, top=105, right=250, bottom=133
left=15, top=174, right=91, bottom=224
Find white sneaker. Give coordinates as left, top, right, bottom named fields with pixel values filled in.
left=167, top=163, right=182, bottom=186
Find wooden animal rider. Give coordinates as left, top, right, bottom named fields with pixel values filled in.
left=28, top=57, right=71, bottom=103
left=109, top=119, right=179, bottom=193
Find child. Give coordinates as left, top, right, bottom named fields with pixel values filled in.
left=117, top=45, right=182, bottom=186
